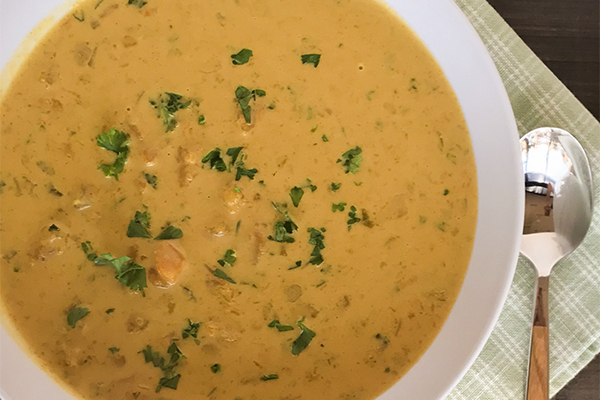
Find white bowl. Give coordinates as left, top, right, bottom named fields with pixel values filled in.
left=0, top=0, right=524, bottom=399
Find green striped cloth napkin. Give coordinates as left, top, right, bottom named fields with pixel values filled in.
left=446, top=1, right=600, bottom=399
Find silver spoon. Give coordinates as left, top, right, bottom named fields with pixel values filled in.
left=520, top=127, right=594, bottom=400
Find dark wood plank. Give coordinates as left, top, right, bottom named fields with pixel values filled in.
left=487, top=0, right=599, bottom=119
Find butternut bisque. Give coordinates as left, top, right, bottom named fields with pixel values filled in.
left=0, top=0, right=477, bottom=399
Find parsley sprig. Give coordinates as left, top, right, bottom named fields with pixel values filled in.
left=201, top=146, right=258, bottom=180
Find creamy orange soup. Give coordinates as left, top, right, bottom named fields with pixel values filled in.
left=0, top=0, right=477, bottom=399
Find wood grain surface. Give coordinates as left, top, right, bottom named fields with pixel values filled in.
left=487, top=2, right=599, bottom=399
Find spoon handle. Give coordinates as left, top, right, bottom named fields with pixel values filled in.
left=526, top=275, right=550, bottom=400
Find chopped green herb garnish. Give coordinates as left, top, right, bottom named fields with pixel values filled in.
left=106, top=308, right=115, bottom=314
left=211, top=363, right=222, bottom=373
left=93, top=253, right=148, bottom=291
left=332, top=202, right=347, bottom=212
left=202, top=148, right=227, bottom=172
left=127, top=211, right=152, bottom=238
left=67, top=307, right=89, bottom=328
left=437, top=222, right=446, bottom=232
left=306, top=179, right=317, bottom=192
left=290, top=187, right=304, bottom=207
left=231, top=48, right=253, bottom=65
left=375, top=333, right=390, bottom=345
left=226, top=147, right=243, bottom=164
left=291, top=317, right=316, bottom=355
left=49, top=224, right=60, bottom=232
left=419, top=215, right=428, bottom=224
left=96, top=128, right=130, bottom=180
left=140, top=343, right=185, bottom=392
left=235, top=85, right=266, bottom=124
left=268, top=319, right=294, bottom=332
left=72, top=10, right=85, bottom=22
left=311, top=125, right=318, bottom=133
left=214, top=268, right=236, bottom=284
left=109, top=347, right=120, bottom=354
left=330, top=182, right=341, bottom=192
left=144, top=173, right=158, bottom=189
left=443, top=189, right=450, bottom=196
left=337, top=146, right=362, bottom=174
left=301, top=54, right=321, bottom=68
left=347, top=206, right=361, bottom=230
left=268, top=202, right=298, bottom=243
left=268, top=221, right=295, bottom=243
left=182, top=319, right=201, bottom=344
left=261, top=374, right=279, bottom=381
left=235, top=165, right=258, bottom=181
left=218, top=249, right=236, bottom=267
left=198, top=115, right=206, bottom=125
left=155, top=225, right=183, bottom=240
left=127, top=0, right=147, bottom=8
left=307, top=228, right=325, bottom=265
left=288, top=260, right=302, bottom=270
left=321, top=135, right=329, bottom=142
left=149, top=92, right=191, bottom=132
left=82, top=243, right=146, bottom=291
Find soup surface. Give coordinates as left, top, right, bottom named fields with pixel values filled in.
left=0, top=0, right=477, bottom=399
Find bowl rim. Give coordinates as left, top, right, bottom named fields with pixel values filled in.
left=0, top=0, right=524, bottom=399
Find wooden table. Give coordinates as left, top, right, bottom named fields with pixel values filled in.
left=487, top=1, right=600, bottom=399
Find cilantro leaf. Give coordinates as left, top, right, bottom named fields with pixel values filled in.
left=268, top=221, right=295, bottom=243
left=144, top=173, right=158, bottom=189
left=149, top=92, right=191, bottom=132
left=332, top=202, right=347, bottom=212
left=155, top=226, right=183, bottom=240
left=87, top=250, right=148, bottom=291
left=231, top=48, right=253, bottom=65
left=226, top=147, right=243, bottom=165
left=211, top=363, right=221, bottom=373
left=140, top=343, right=184, bottom=392
left=291, top=317, right=316, bottom=355
left=261, top=374, right=279, bottom=381
left=307, top=227, right=325, bottom=265
left=127, top=211, right=152, bottom=238
left=109, top=346, right=120, bottom=354
left=67, top=307, right=89, bottom=328
left=201, top=148, right=227, bottom=172
left=337, top=146, right=362, bottom=174
left=288, top=260, right=302, bottom=270
left=289, top=187, right=304, bottom=207
left=330, top=182, right=341, bottom=192
left=301, top=54, right=321, bottom=68
left=157, top=375, right=180, bottom=392
left=268, top=319, right=294, bottom=332
left=217, top=249, right=236, bottom=267
left=235, top=85, right=266, bottom=124
left=214, top=268, right=236, bottom=284
left=81, top=241, right=98, bottom=261
left=235, top=165, right=258, bottom=181
left=197, top=115, right=206, bottom=125
left=127, top=0, right=147, bottom=8
left=96, top=128, right=130, bottom=180
left=182, top=319, right=201, bottom=343
left=347, top=206, right=361, bottom=230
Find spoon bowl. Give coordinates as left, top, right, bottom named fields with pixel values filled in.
left=520, top=127, right=594, bottom=399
